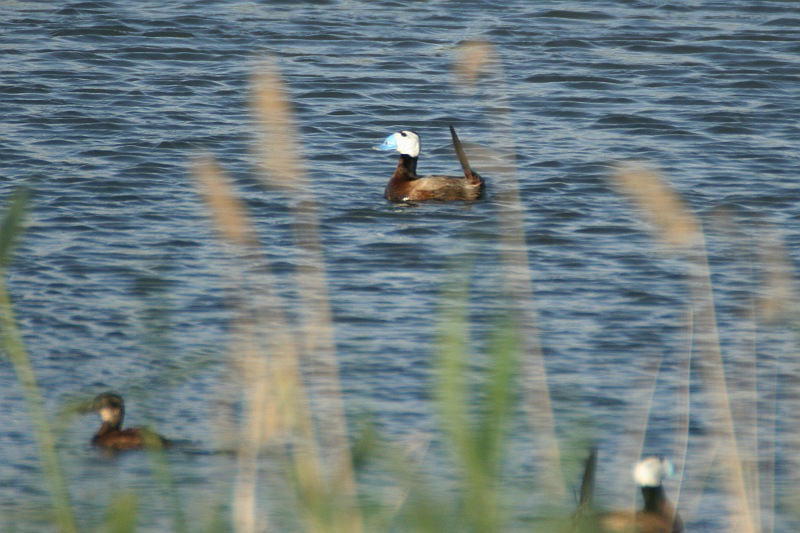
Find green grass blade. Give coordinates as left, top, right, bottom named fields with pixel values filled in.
left=0, top=190, right=78, bottom=533
left=0, top=189, right=29, bottom=268
left=106, top=492, right=138, bottom=533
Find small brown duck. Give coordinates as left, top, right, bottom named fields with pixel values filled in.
left=88, top=392, right=169, bottom=450
left=573, top=451, right=683, bottom=533
left=375, top=125, right=484, bottom=203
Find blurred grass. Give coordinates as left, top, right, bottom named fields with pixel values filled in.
left=436, top=276, right=518, bottom=533
left=455, top=39, right=566, bottom=502
left=0, top=189, right=78, bottom=533
left=0, top=45, right=797, bottom=533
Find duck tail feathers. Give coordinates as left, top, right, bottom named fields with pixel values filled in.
left=449, top=125, right=483, bottom=186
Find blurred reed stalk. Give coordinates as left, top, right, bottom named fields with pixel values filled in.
left=193, top=58, right=361, bottom=533
left=454, top=40, right=566, bottom=500
left=672, top=305, right=693, bottom=524
left=757, top=223, right=797, bottom=325
left=709, top=208, right=767, bottom=531
left=435, top=274, right=519, bottom=533
left=754, top=224, right=797, bottom=532
left=251, top=61, right=353, bottom=480
left=193, top=158, right=268, bottom=533
left=0, top=189, right=78, bottom=533
left=194, top=157, right=305, bottom=533
left=623, top=353, right=668, bottom=512
left=611, top=162, right=756, bottom=533
left=251, top=59, right=361, bottom=533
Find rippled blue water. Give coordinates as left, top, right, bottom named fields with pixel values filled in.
left=2, top=1, right=799, bottom=531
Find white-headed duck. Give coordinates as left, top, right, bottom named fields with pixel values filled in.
left=573, top=451, right=683, bottom=533
left=375, top=125, right=484, bottom=203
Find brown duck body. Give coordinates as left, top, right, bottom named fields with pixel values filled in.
left=599, top=511, right=678, bottom=533
left=90, top=392, right=169, bottom=451
left=380, top=126, right=484, bottom=203
left=92, top=426, right=169, bottom=451
left=598, top=485, right=683, bottom=533
left=384, top=154, right=483, bottom=202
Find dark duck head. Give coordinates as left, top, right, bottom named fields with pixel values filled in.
left=573, top=452, right=683, bottom=533
left=374, top=126, right=484, bottom=203
left=88, top=392, right=169, bottom=451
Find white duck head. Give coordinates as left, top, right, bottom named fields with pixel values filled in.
left=374, top=130, right=420, bottom=158
left=633, top=456, right=674, bottom=487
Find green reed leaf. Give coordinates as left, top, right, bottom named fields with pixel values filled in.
left=0, top=188, right=29, bottom=268
left=0, top=190, right=78, bottom=533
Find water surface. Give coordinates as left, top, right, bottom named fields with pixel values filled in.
left=2, top=1, right=799, bottom=531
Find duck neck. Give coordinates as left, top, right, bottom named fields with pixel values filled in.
left=640, top=486, right=665, bottom=513
left=97, top=422, right=120, bottom=437
left=96, top=418, right=123, bottom=437
left=393, top=154, right=418, bottom=181
left=642, top=485, right=681, bottom=531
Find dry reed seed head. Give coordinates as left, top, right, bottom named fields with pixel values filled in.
left=757, top=229, right=797, bottom=323
left=454, top=40, right=495, bottom=85
left=192, top=155, right=257, bottom=246
left=251, top=63, right=305, bottom=191
left=611, top=162, right=701, bottom=248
